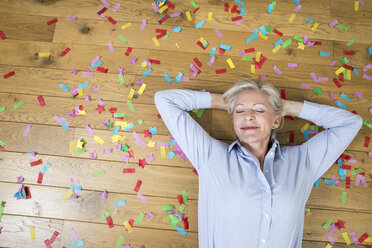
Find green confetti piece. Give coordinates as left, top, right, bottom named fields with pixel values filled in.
left=93, top=169, right=105, bottom=177
left=190, top=0, right=198, bottom=9
left=136, top=212, right=145, bottom=225
left=163, top=204, right=175, bottom=212
left=71, top=93, right=78, bottom=99
left=346, top=38, right=355, bottom=47
left=242, top=56, right=253, bottom=61
left=351, top=168, right=362, bottom=175
left=116, top=235, right=124, bottom=248
left=272, top=1, right=277, bottom=7
left=127, top=100, right=135, bottom=112
left=121, top=144, right=129, bottom=152
left=322, top=218, right=333, bottom=229
left=197, top=108, right=205, bottom=118
left=118, top=34, right=128, bottom=44
left=138, top=119, right=143, bottom=125
left=74, top=148, right=86, bottom=155
left=101, top=210, right=113, bottom=219
left=266, top=25, right=273, bottom=33
left=341, top=191, right=347, bottom=204
left=182, top=190, right=188, bottom=202
left=342, top=69, right=347, bottom=79
left=341, top=57, right=349, bottom=64
left=161, top=31, right=170, bottom=41
left=337, top=24, right=348, bottom=31
left=178, top=204, right=186, bottom=213
left=0, top=106, right=6, bottom=112
left=13, top=101, right=24, bottom=109
left=281, top=39, right=292, bottom=49
left=363, top=120, right=372, bottom=129
left=167, top=214, right=179, bottom=228
left=22, top=188, right=26, bottom=198
left=313, top=86, right=322, bottom=95
left=114, top=112, right=126, bottom=118
left=0, top=140, right=5, bottom=147
left=118, top=73, right=124, bottom=84
left=293, top=35, right=303, bottom=43
left=0, top=201, right=5, bottom=221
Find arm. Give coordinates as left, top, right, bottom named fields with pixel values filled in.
left=281, top=99, right=303, bottom=117
left=154, top=89, right=216, bottom=171
left=297, top=101, right=363, bottom=182
left=210, top=93, right=228, bottom=111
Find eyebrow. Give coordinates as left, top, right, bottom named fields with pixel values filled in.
left=235, top=103, right=267, bottom=107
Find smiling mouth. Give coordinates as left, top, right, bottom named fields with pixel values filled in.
left=241, top=126, right=258, bottom=130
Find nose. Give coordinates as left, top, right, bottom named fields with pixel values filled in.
left=243, top=109, right=255, bottom=121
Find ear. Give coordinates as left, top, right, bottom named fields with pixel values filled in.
left=272, top=115, right=281, bottom=129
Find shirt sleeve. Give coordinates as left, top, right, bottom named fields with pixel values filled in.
left=298, top=101, right=363, bottom=182
left=154, top=89, right=215, bottom=171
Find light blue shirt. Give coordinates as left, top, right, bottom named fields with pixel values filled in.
left=154, top=89, right=362, bottom=248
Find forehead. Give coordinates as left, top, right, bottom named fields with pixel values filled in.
left=234, top=90, right=270, bottom=106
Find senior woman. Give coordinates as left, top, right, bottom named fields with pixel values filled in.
left=154, top=79, right=362, bottom=248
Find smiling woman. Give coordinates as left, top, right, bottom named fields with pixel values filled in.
left=154, top=79, right=362, bottom=248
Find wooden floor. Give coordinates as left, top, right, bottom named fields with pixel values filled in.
left=0, top=0, right=371, bottom=247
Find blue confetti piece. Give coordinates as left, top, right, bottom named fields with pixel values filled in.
left=149, top=126, right=158, bottom=135
left=240, top=7, right=246, bottom=16
left=91, top=60, right=103, bottom=68
left=14, top=192, right=22, bottom=199
left=173, top=26, right=182, bottom=32
left=111, top=125, right=120, bottom=136
left=60, top=83, right=71, bottom=92
left=340, top=92, right=350, bottom=101
left=319, top=52, right=331, bottom=56
left=209, top=47, right=216, bottom=57
left=259, top=25, right=268, bottom=36
left=123, top=123, right=135, bottom=131
left=314, top=178, right=321, bottom=188
left=77, top=82, right=89, bottom=89
left=142, top=68, right=152, bottom=77
left=274, top=39, right=283, bottom=47
left=168, top=151, right=175, bottom=159
left=219, top=43, right=231, bottom=50
left=195, top=20, right=205, bottom=29
left=70, top=185, right=82, bottom=191
left=353, top=67, right=359, bottom=75
left=163, top=73, right=172, bottom=83
left=304, top=18, right=314, bottom=23
left=169, top=140, right=175, bottom=146
left=114, top=200, right=127, bottom=207
left=40, top=162, right=51, bottom=174
left=293, top=0, right=300, bottom=5
left=337, top=158, right=344, bottom=166
left=335, top=100, right=347, bottom=110
left=175, top=226, right=187, bottom=237
left=267, top=3, right=273, bottom=13
left=61, top=121, right=69, bottom=131
left=323, top=178, right=336, bottom=186
left=174, top=72, right=183, bottom=82
left=253, top=29, right=258, bottom=39
left=235, top=0, right=245, bottom=6
left=71, top=240, right=85, bottom=247
left=368, top=47, right=372, bottom=55
left=338, top=168, right=346, bottom=181
left=302, top=130, right=309, bottom=140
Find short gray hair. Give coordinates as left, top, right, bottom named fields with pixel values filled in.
left=222, top=79, right=284, bottom=142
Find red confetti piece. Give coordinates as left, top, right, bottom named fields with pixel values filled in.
left=177, top=194, right=184, bottom=205
left=106, top=216, right=114, bottom=228
left=224, top=3, right=229, bottom=12
left=358, top=233, right=369, bottom=244
left=341, top=164, right=351, bottom=170
left=37, top=96, right=45, bottom=106
left=125, top=47, right=132, bottom=56
left=157, top=114, right=162, bottom=119
left=193, top=7, right=200, bottom=13
left=280, top=89, right=286, bottom=99
left=343, top=50, right=355, bottom=55
left=125, top=219, right=134, bottom=232
left=47, top=18, right=58, bottom=26
left=139, top=159, right=146, bottom=168
left=245, top=48, right=255, bottom=53
left=333, top=78, right=342, bottom=88
left=230, top=5, right=239, bottom=14
left=364, top=136, right=370, bottom=148
left=196, top=40, right=206, bottom=50
left=0, top=30, right=6, bottom=40
left=289, top=131, right=295, bottom=143
left=340, top=154, right=351, bottom=160
left=49, top=231, right=59, bottom=244
left=0, top=146, right=4, bottom=152
left=144, top=130, right=152, bottom=138
left=346, top=176, right=350, bottom=189
left=193, top=57, right=202, bottom=67
left=97, top=7, right=107, bottom=15
left=107, top=16, right=117, bottom=25
left=273, top=29, right=283, bottom=36
left=155, top=29, right=167, bottom=39
left=37, top=172, right=43, bottom=184
left=96, top=67, right=108, bottom=73
left=216, top=68, right=227, bottom=74
left=60, top=47, right=71, bottom=56
left=335, top=219, right=345, bottom=229
left=343, top=64, right=354, bottom=71
left=149, top=59, right=160, bottom=64
left=96, top=104, right=105, bottom=114
left=3, top=71, right=15, bottom=79
left=351, top=110, right=358, bottom=115
left=183, top=217, right=189, bottom=230
left=192, top=168, right=198, bottom=175
left=162, top=7, right=170, bottom=13
left=44, top=239, right=52, bottom=248
left=128, top=150, right=134, bottom=158
left=25, top=186, right=32, bottom=199
left=123, top=168, right=135, bottom=173
left=339, top=73, right=344, bottom=82
left=218, top=47, right=225, bottom=55
left=167, top=1, right=175, bottom=9
left=30, top=159, right=42, bottom=167
left=231, top=16, right=242, bottom=21
left=284, top=116, right=295, bottom=120
left=158, top=15, right=168, bottom=24
left=134, top=180, right=142, bottom=192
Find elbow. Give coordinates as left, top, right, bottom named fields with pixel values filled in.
left=354, top=114, right=363, bottom=130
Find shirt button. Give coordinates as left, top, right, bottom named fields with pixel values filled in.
left=265, top=214, right=269, bottom=218
left=265, top=169, right=269, bottom=173
left=270, top=152, right=274, bottom=156
left=265, top=188, right=270, bottom=192
left=261, top=239, right=266, bottom=243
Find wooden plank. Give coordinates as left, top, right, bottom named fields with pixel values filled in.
left=0, top=13, right=55, bottom=42
left=302, top=240, right=359, bottom=248
left=0, top=215, right=63, bottom=248
left=333, top=41, right=371, bottom=68
left=0, top=151, right=199, bottom=199
left=0, top=182, right=198, bottom=232
left=331, top=0, right=372, bottom=20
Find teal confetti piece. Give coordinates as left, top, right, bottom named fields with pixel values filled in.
left=336, top=100, right=346, bottom=110
left=142, top=68, right=152, bottom=77
left=210, top=47, right=216, bottom=57
left=369, top=47, right=372, bottom=55
left=267, top=3, right=274, bottom=13
left=235, top=0, right=245, bottom=6
left=60, top=83, right=70, bottom=92
left=174, top=72, right=183, bottom=82
left=314, top=178, right=321, bottom=188
left=240, top=7, right=246, bottom=16
left=40, top=162, right=51, bottom=174
left=111, top=125, right=121, bottom=136
left=72, top=240, right=85, bottom=247
left=118, top=34, right=128, bottom=44
left=91, top=60, right=103, bottom=68
left=13, top=101, right=24, bottom=109
left=274, top=39, right=283, bottom=47
left=304, top=18, right=314, bottom=23
left=195, top=20, right=205, bottom=29
left=114, top=200, right=127, bottom=207
left=340, top=92, right=350, bottom=101
left=302, top=130, right=309, bottom=140
left=77, top=82, right=89, bottom=89
left=175, top=226, right=187, bottom=236
left=259, top=25, right=268, bottom=36
left=168, top=151, right=175, bottom=159
left=323, top=178, right=336, bottom=186
left=319, top=52, right=330, bottom=56
left=127, top=100, right=135, bottom=112
left=123, top=123, right=135, bottom=131
left=70, top=185, right=82, bottom=191
left=163, top=73, right=172, bottom=83
left=173, top=26, right=182, bottom=32
left=219, top=43, right=231, bottom=50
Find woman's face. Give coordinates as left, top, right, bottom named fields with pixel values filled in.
left=232, top=90, right=281, bottom=146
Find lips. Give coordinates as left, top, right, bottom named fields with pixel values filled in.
left=241, top=126, right=258, bottom=130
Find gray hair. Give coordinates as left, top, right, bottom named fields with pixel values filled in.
left=222, top=79, right=284, bottom=142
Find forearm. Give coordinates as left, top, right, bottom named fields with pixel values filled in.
left=211, top=93, right=228, bottom=111
left=282, top=100, right=303, bottom=117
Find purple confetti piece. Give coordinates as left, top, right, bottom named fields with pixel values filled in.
left=331, top=176, right=342, bottom=186
left=140, top=19, right=147, bottom=30
left=301, top=83, right=312, bottom=88
left=329, top=61, right=336, bottom=67
left=71, top=192, right=79, bottom=199
left=118, top=67, right=124, bottom=74
left=368, top=151, right=372, bottom=157
left=207, top=56, right=215, bottom=66
left=136, top=79, right=144, bottom=85
left=179, top=77, right=189, bottom=82
left=260, top=74, right=266, bottom=81
left=287, top=63, right=298, bottom=68
left=145, top=153, right=154, bottom=163
left=130, top=56, right=138, bottom=63
left=112, top=3, right=120, bottom=12
left=71, top=69, right=78, bottom=75
left=348, top=157, right=357, bottom=163
left=325, top=232, right=335, bottom=245
left=29, top=153, right=36, bottom=162
left=98, top=13, right=105, bottom=18
left=137, top=192, right=148, bottom=204
left=170, top=12, right=181, bottom=17
left=69, top=178, right=80, bottom=184
left=310, top=72, right=319, bottom=82
left=180, top=153, right=188, bottom=161
left=157, top=141, right=169, bottom=148
left=305, top=42, right=315, bottom=47
left=145, top=212, right=154, bottom=218
left=145, top=59, right=152, bottom=66
left=369, top=108, right=372, bottom=114
left=152, top=2, right=158, bottom=12
left=92, top=86, right=100, bottom=92
left=359, top=0, right=364, bottom=5
left=90, top=150, right=97, bottom=159
left=329, top=19, right=338, bottom=27
left=214, top=28, right=223, bottom=38
left=169, top=210, right=178, bottom=214
left=69, top=228, right=80, bottom=240
left=354, top=174, right=362, bottom=186
left=355, top=91, right=362, bottom=98
left=102, top=148, right=112, bottom=154
left=84, top=95, right=91, bottom=101
left=169, top=134, right=174, bottom=140
left=239, top=50, right=245, bottom=56
left=17, top=176, right=24, bottom=183
left=190, top=72, right=197, bottom=78
left=132, top=131, right=146, bottom=147
left=108, top=42, right=114, bottom=52
left=189, top=63, right=199, bottom=73
left=61, top=117, right=70, bottom=126
left=102, top=0, right=110, bottom=8
left=83, top=72, right=94, bottom=77
left=329, top=93, right=335, bottom=101
left=363, top=64, right=372, bottom=72
left=88, top=65, right=93, bottom=71
left=328, top=224, right=337, bottom=233
left=123, top=245, right=131, bottom=248
left=101, top=190, right=108, bottom=199
left=362, top=74, right=372, bottom=81
left=72, top=87, right=79, bottom=95
left=96, top=98, right=106, bottom=106
left=116, top=143, right=121, bottom=152
left=174, top=144, right=183, bottom=155
left=53, top=115, right=62, bottom=125
left=294, top=4, right=302, bottom=12
left=350, top=232, right=359, bottom=244
left=318, top=77, right=329, bottom=81
left=273, top=65, right=282, bottom=74
left=23, top=124, right=31, bottom=136
left=235, top=19, right=244, bottom=26
left=91, top=55, right=101, bottom=64
left=360, top=175, right=368, bottom=187
left=66, top=16, right=77, bottom=20
left=122, top=155, right=130, bottom=163
left=303, top=35, right=308, bottom=44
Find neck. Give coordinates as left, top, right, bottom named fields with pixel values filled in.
left=241, top=139, right=270, bottom=168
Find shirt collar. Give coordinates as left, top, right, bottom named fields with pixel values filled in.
left=228, top=139, right=280, bottom=154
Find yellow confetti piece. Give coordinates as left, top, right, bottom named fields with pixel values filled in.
left=297, top=42, right=305, bottom=50
left=272, top=45, right=281, bottom=53
left=186, top=11, right=192, bottom=21
left=78, top=88, right=83, bottom=96
left=335, top=67, right=345, bottom=75
left=128, top=88, right=135, bottom=100
left=70, top=141, right=75, bottom=154
left=255, top=52, right=261, bottom=62
left=207, top=12, right=213, bottom=22
left=121, top=22, right=132, bottom=30
left=176, top=43, right=180, bottom=48
left=94, top=136, right=105, bottom=145
left=111, top=134, right=126, bottom=143
left=38, top=52, right=50, bottom=57
left=226, top=58, right=235, bottom=69
left=199, top=37, right=208, bottom=46
left=346, top=69, right=351, bottom=80
left=152, top=37, right=160, bottom=47
left=250, top=64, right=255, bottom=74
left=115, top=121, right=128, bottom=128
left=30, top=226, right=36, bottom=240
left=138, top=83, right=147, bottom=95
left=301, top=123, right=310, bottom=132
left=354, top=1, right=359, bottom=11
left=124, top=221, right=133, bottom=233
left=141, top=62, right=147, bottom=68
left=259, top=32, right=268, bottom=40
left=365, top=237, right=372, bottom=243
left=311, top=22, right=319, bottom=32
left=325, top=244, right=332, bottom=248
left=342, top=232, right=351, bottom=245
left=76, top=139, right=84, bottom=149
left=289, top=13, right=296, bottom=23
left=62, top=189, right=74, bottom=200
left=147, top=140, right=155, bottom=147
left=160, top=146, right=166, bottom=158
left=159, top=5, right=167, bottom=13
left=78, top=110, right=87, bottom=115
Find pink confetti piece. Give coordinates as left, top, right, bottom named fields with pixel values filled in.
left=239, top=50, right=245, bottom=56
left=101, top=0, right=110, bottom=8
left=329, top=19, right=338, bottom=27
left=130, top=56, right=138, bottom=63
left=329, top=61, right=336, bottom=67
left=98, top=13, right=105, bottom=18
left=108, top=42, right=114, bottom=52
left=144, top=59, right=152, bottom=66
left=287, top=63, right=298, bottom=67
left=355, top=91, right=363, bottom=98
left=235, top=19, right=244, bottom=26
left=190, top=72, right=197, bottom=78
left=96, top=98, right=106, bottom=106
left=207, top=56, right=215, bottom=66
left=92, top=86, right=100, bottom=92
left=23, top=124, right=31, bottom=136
left=301, top=83, right=312, bottom=88
left=189, top=63, right=199, bottom=73
left=132, top=131, right=146, bottom=147
left=294, top=4, right=302, bottom=12
left=101, top=190, right=108, bottom=199
left=170, top=12, right=181, bottom=17
left=91, top=55, right=101, bottom=64
left=145, top=153, right=154, bottom=163
left=17, top=176, right=24, bottom=183
left=369, top=108, right=372, bottom=114
left=325, top=232, right=335, bottom=245
left=116, top=143, right=121, bottom=152
left=310, top=72, right=319, bottom=82
left=362, top=74, right=372, bottom=81
left=214, top=28, right=223, bottom=38
left=157, top=141, right=170, bottom=148
left=318, top=77, right=329, bottom=81
left=88, top=65, right=93, bottom=71
left=118, top=67, right=124, bottom=74
left=84, top=95, right=91, bottom=101
left=363, top=64, right=372, bottom=72
left=145, top=212, right=154, bottom=218
left=305, top=42, right=315, bottom=47
left=328, top=224, right=337, bottom=233
left=303, top=35, right=308, bottom=44
left=331, top=176, right=342, bottom=186
left=359, top=0, right=364, bottom=6
left=112, top=3, right=120, bottom=12
left=174, top=144, right=183, bottom=155
left=122, top=155, right=130, bottom=163
left=137, top=192, right=148, bottom=204
left=179, top=77, right=189, bottom=82
left=83, top=72, right=94, bottom=77
left=140, top=19, right=147, bottom=29
left=368, top=151, right=372, bottom=157
left=102, top=148, right=112, bottom=154
left=350, top=232, right=360, bottom=244
left=90, top=150, right=97, bottom=159
left=69, top=178, right=80, bottom=184
left=273, top=65, right=282, bottom=74
left=69, top=228, right=80, bottom=240
left=136, top=79, right=144, bottom=85
left=180, top=153, right=188, bottom=161
left=260, top=74, right=266, bottom=81
left=329, top=93, right=335, bottom=101
left=152, top=2, right=158, bottom=12
left=71, top=69, right=78, bottom=75
left=66, top=16, right=77, bottom=20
